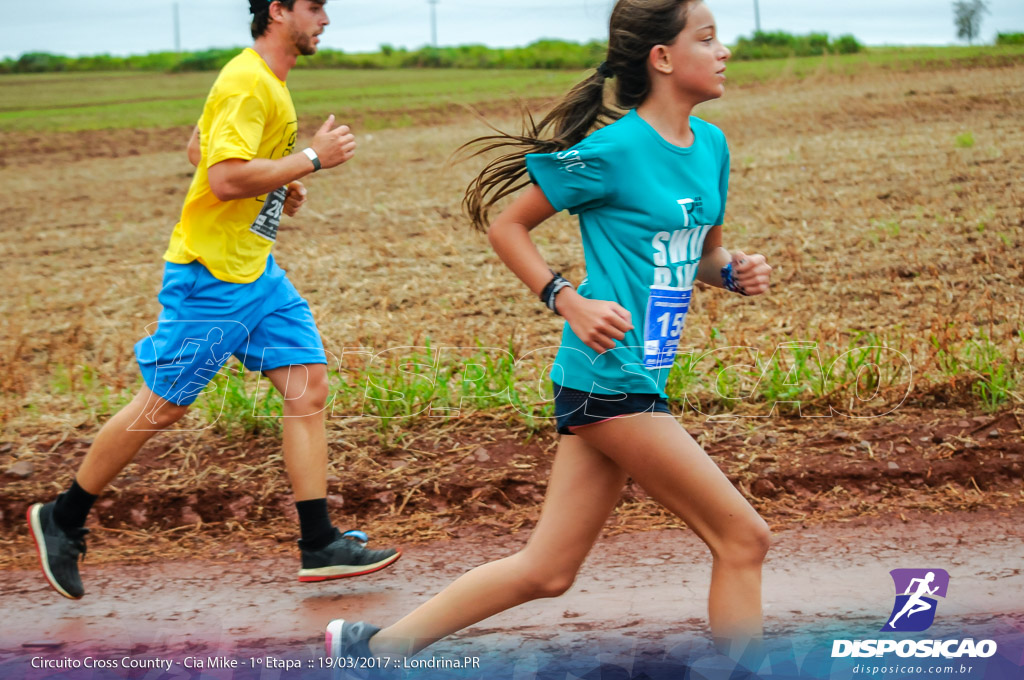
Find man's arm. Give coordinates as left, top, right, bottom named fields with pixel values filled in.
left=207, top=154, right=316, bottom=202
left=186, top=126, right=201, bottom=167
left=207, top=115, right=355, bottom=202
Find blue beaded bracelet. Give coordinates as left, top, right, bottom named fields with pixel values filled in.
left=721, top=262, right=749, bottom=295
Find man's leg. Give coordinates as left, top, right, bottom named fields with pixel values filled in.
left=76, top=387, right=190, bottom=493
left=263, top=364, right=400, bottom=581
left=29, top=387, right=188, bottom=599
left=264, top=363, right=330, bottom=502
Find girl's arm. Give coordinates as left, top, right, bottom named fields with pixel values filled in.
left=488, top=185, right=633, bottom=353
left=696, top=225, right=772, bottom=295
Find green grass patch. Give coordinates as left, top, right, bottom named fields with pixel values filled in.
left=49, top=363, right=136, bottom=424
left=665, top=333, right=916, bottom=418
left=0, top=69, right=582, bottom=132
left=161, top=341, right=550, bottom=440
left=930, top=330, right=1023, bottom=412
left=32, top=327, right=1023, bottom=442
left=955, top=131, right=976, bottom=148
left=44, top=330, right=1013, bottom=439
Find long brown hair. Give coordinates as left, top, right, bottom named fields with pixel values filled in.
left=462, top=0, right=698, bottom=231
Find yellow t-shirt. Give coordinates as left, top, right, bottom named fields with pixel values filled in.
left=164, top=48, right=298, bottom=283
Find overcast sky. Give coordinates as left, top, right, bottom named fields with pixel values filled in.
left=3, top=0, right=1023, bottom=59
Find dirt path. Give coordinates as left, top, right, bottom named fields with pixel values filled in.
left=2, top=508, right=1022, bottom=678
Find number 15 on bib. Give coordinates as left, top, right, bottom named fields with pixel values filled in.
left=643, top=286, right=692, bottom=370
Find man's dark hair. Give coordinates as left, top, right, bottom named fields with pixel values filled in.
left=250, top=0, right=298, bottom=39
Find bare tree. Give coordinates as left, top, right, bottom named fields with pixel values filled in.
left=953, top=0, right=989, bottom=45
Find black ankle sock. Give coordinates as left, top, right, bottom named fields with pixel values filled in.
left=53, top=480, right=98, bottom=532
left=296, top=498, right=334, bottom=549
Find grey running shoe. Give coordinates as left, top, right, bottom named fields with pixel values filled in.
left=325, top=619, right=380, bottom=660
left=27, top=502, right=88, bottom=599
left=298, top=529, right=400, bottom=582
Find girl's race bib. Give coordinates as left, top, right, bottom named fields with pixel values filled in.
left=643, top=285, right=692, bottom=370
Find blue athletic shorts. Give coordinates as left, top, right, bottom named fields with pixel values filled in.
left=553, top=382, right=672, bottom=435
left=135, top=255, right=327, bottom=406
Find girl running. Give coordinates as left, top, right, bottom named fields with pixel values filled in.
left=328, top=0, right=772, bottom=659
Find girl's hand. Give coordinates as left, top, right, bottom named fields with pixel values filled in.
left=731, top=250, right=772, bottom=295
left=556, top=288, right=634, bottom=353
left=283, top=181, right=307, bottom=216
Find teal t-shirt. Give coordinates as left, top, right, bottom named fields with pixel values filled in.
left=525, top=109, right=730, bottom=397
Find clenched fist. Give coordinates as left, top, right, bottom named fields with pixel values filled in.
left=729, top=250, right=772, bottom=295
left=283, top=181, right=307, bottom=217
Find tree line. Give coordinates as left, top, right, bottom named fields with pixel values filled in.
left=7, top=30, right=1021, bottom=76
left=2, top=32, right=868, bottom=75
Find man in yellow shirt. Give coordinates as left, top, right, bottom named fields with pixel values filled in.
left=28, top=0, right=400, bottom=600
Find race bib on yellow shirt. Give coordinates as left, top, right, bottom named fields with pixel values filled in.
left=250, top=186, right=286, bottom=242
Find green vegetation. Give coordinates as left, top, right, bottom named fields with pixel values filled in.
left=0, top=34, right=860, bottom=74
left=309, top=40, right=609, bottom=70
left=664, top=333, right=917, bottom=418
left=953, top=0, right=989, bottom=45
left=48, top=330, right=1022, bottom=440
left=955, top=131, right=976, bottom=148
left=0, top=40, right=604, bottom=75
left=1, top=50, right=185, bottom=74
left=7, top=35, right=1024, bottom=78
left=731, top=31, right=863, bottom=60
left=3, top=45, right=1023, bottom=133
left=930, top=331, right=1023, bottom=413
left=50, top=363, right=135, bottom=423
left=0, top=69, right=583, bottom=132
left=209, top=329, right=1023, bottom=437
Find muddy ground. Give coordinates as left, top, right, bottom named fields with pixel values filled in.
left=1, top=407, right=1023, bottom=568
left=2, top=508, right=1022, bottom=671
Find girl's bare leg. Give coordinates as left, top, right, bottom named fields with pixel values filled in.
left=574, top=412, right=770, bottom=642
left=370, top=434, right=628, bottom=656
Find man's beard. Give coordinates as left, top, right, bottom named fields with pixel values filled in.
left=292, top=28, right=317, bottom=56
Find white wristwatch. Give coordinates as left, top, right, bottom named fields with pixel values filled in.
left=302, top=147, right=321, bottom=171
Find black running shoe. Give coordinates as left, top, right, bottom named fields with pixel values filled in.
left=298, top=529, right=400, bottom=582
left=27, top=502, right=88, bottom=599
left=325, top=619, right=380, bottom=660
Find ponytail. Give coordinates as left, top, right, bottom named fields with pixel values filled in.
left=460, top=0, right=695, bottom=232
left=461, top=69, right=619, bottom=232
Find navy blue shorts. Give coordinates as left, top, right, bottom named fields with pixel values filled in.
left=553, top=383, right=672, bottom=435
left=134, top=255, right=327, bottom=406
